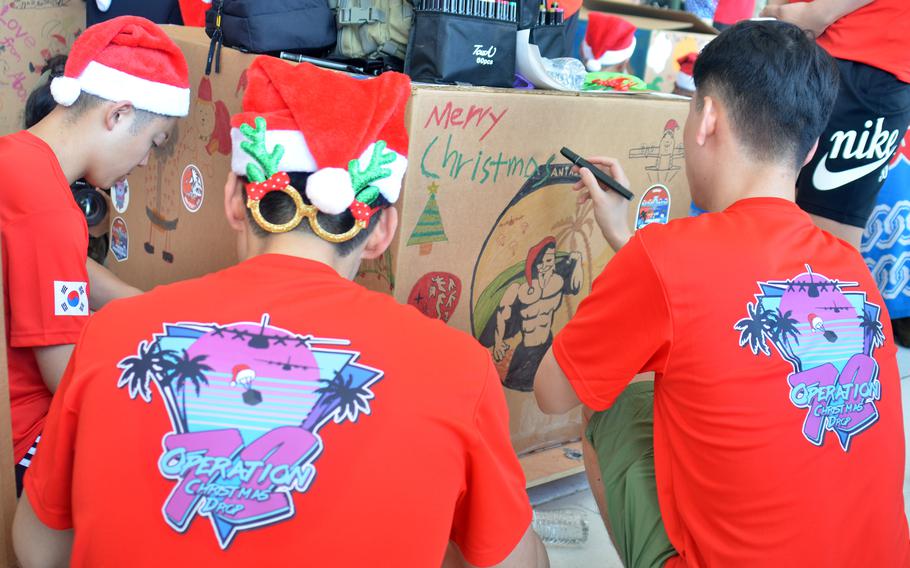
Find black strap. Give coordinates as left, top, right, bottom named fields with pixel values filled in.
left=205, top=0, right=226, bottom=76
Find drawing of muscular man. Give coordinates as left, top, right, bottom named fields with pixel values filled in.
left=494, top=237, right=582, bottom=391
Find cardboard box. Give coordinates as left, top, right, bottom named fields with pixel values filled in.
left=111, top=27, right=693, bottom=455
left=0, top=0, right=84, bottom=135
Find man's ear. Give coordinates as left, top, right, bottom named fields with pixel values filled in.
left=224, top=172, right=248, bottom=232
left=361, top=206, right=398, bottom=260
left=802, top=139, right=820, bottom=168
left=104, top=101, right=136, bottom=132
left=695, top=95, right=718, bottom=147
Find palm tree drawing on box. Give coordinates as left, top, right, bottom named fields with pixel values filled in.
left=145, top=124, right=181, bottom=263
left=552, top=200, right=596, bottom=317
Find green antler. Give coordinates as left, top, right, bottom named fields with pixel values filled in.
left=240, top=117, right=285, bottom=183
left=348, top=140, right=396, bottom=205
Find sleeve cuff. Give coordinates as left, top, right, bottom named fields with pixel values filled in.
left=552, top=333, right=614, bottom=411
left=23, top=476, right=73, bottom=531
left=458, top=506, right=533, bottom=567
left=10, top=328, right=85, bottom=349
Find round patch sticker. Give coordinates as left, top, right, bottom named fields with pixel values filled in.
left=181, top=164, right=205, bottom=213
left=408, top=272, right=461, bottom=323
left=635, top=184, right=671, bottom=230
left=111, top=179, right=130, bottom=214
left=110, top=217, right=129, bottom=262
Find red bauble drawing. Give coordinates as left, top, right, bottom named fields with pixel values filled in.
left=408, top=272, right=462, bottom=322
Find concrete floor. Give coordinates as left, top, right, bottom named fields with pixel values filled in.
left=535, top=346, right=910, bottom=567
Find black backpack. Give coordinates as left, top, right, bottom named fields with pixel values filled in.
left=205, top=0, right=336, bottom=73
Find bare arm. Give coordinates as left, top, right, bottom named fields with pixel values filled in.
left=442, top=526, right=548, bottom=568
left=86, top=257, right=141, bottom=310
left=761, top=0, right=874, bottom=37
left=13, top=489, right=73, bottom=568
left=33, top=344, right=74, bottom=393
left=534, top=347, right=581, bottom=415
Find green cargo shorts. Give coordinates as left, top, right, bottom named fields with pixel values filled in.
left=585, top=381, right=678, bottom=568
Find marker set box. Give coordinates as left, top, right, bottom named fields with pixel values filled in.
left=405, top=0, right=518, bottom=87
left=414, top=0, right=518, bottom=22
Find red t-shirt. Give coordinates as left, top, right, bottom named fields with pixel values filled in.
left=554, top=198, right=910, bottom=566
left=26, top=254, right=531, bottom=566
left=0, top=130, right=89, bottom=463
left=802, top=0, right=910, bottom=83
left=713, top=0, right=755, bottom=26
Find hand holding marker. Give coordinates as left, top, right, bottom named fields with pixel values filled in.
left=561, top=147, right=634, bottom=200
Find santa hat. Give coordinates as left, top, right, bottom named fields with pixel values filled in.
left=581, top=13, right=637, bottom=72
left=231, top=364, right=255, bottom=386
left=664, top=119, right=679, bottom=132
left=525, top=236, right=557, bottom=285
left=51, top=16, right=190, bottom=116
left=231, top=56, right=410, bottom=219
left=676, top=52, right=697, bottom=92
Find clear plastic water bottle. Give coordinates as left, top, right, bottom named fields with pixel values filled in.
left=541, top=57, right=586, bottom=91
left=532, top=508, right=589, bottom=547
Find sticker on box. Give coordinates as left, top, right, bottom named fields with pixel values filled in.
left=111, top=216, right=129, bottom=262
left=112, top=178, right=130, bottom=213
left=636, top=184, right=671, bottom=230
left=181, top=164, right=204, bottom=213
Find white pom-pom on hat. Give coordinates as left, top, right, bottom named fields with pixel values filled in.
left=50, top=76, right=81, bottom=107
left=306, top=168, right=355, bottom=215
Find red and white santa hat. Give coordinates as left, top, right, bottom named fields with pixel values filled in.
left=582, top=13, right=637, bottom=72
left=676, top=52, right=697, bottom=92
left=51, top=16, right=190, bottom=117
left=230, top=56, right=410, bottom=215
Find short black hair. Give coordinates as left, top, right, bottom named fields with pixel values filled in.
left=24, top=54, right=162, bottom=132
left=242, top=171, right=386, bottom=257
left=693, top=20, right=839, bottom=169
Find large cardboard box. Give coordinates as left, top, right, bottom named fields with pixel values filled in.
left=111, top=27, right=693, bottom=455
left=0, top=0, right=84, bottom=135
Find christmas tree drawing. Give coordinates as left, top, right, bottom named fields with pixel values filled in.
left=407, top=182, right=448, bottom=256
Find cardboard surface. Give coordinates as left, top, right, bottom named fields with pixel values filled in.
left=111, top=27, right=693, bottom=455
left=0, top=0, right=84, bottom=135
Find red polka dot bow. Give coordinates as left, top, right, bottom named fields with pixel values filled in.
left=247, top=172, right=291, bottom=201
left=350, top=200, right=381, bottom=224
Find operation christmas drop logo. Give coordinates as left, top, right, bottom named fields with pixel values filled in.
left=734, top=266, right=886, bottom=451
left=116, top=314, right=383, bottom=548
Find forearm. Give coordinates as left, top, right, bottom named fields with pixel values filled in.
left=34, top=344, right=74, bottom=393
left=86, top=258, right=142, bottom=309
left=13, top=490, right=73, bottom=568
left=604, top=229, right=632, bottom=253
left=813, top=0, right=874, bottom=26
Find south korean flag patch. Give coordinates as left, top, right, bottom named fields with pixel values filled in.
left=54, top=281, right=89, bottom=316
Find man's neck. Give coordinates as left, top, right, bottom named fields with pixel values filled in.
left=701, top=151, right=799, bottom=211
left=28, top=109, right=89, bottom=185
left=246, top=233, right=361, bottom=281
